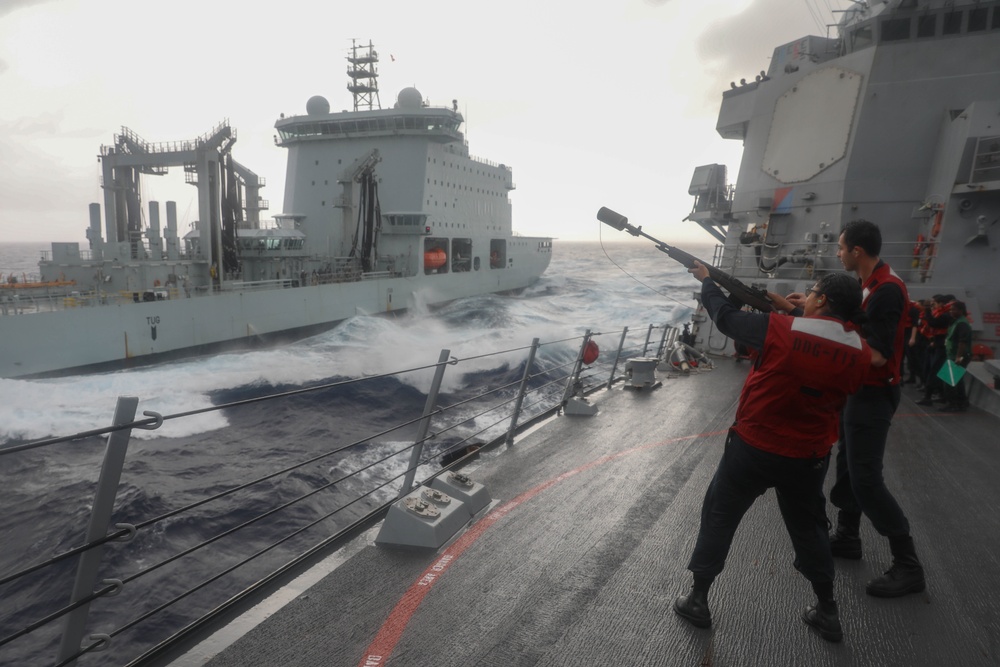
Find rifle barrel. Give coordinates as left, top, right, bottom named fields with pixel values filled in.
left=596, top=206, right=774, bottom=313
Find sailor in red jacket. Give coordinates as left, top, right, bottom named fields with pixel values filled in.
left=674, top=263, right=880, bottom=643
left=828, top=220, right=926, bottom=600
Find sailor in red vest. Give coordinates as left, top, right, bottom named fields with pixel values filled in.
left=674, top=262, right=879, bottom=643
left=916, top=294, right=954, bottom=405
left=828, top=219, right=926, bottom=598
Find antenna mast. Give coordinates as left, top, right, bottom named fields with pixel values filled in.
left=347, top=40, right=381, bottom=111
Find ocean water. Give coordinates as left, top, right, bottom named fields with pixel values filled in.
left=0, top=238, right=711, bottom=666
left=0, top=242, right=49, bottom=284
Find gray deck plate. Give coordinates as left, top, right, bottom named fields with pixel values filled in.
left=207, top=357, right=1000, bottom=667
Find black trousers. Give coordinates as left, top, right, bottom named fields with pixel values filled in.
left=923, top=343, right=946, bottom=399
left=687, top=430, right=835, bottom=584
left=830, top=384, right=910, bottom=537
left=943, top=358, right=971, bottom=407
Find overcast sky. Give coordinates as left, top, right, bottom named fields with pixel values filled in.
left=0, top=0, right=848, bottom=246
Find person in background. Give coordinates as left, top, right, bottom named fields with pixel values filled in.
left=908, top=299, right=930, bottom=390
left=674, top=262, right=879, bottom=643
left=903, top=299, right=922, bottom=385
left=917, top=295, right=954, bottom=406
left=941, top=300, right=972, bottom=412
left=827, top=219, right=926, bottom=599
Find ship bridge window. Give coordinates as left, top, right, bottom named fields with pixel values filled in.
left=968, top=8, right=989, bottom=32
left=880, top=17, right=910, bottom=41
left=451, top=238, right=472, bottom=273
left=850, top=23, right=874, bottom=51
left=387, top=214, right=426, bottom=227
left=489, top=239, right=506, bottom=270
left=943, top=10, right=963, bottom=35
left=917, top=14, right=936, bottom=38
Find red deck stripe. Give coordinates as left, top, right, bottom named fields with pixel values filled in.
left=357, top=430, right=726, bottom=666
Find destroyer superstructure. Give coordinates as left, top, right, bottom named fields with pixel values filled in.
left=0, top=42, right=551, bottom=379
left=684, top=0, right=1000, bottom=357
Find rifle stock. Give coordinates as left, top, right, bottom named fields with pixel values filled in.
left=596, top=207, right=773, bottom=313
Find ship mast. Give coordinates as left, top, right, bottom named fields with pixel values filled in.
left=347, top=40, right=381, bottom=111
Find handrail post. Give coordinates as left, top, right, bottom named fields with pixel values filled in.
left=606, top=327, right=629, bottom=389
left=642, top=324, right=654, bottom=356
left=561, top=329, right=592, bottom=406
left=506, top=337, right=540, bottom=446
left=657, top=324, right=670, bottom=359
left=399, top=349, right=451, bottom=498
left=57, top=396, right=139, bottom=665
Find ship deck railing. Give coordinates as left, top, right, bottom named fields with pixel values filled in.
left=0, top=268, right=408, bottom=317
left=0, top=288, right=190, bottom=316
left=0, top=321, right=683, bottom=667
left=38, top=249, right=201, bottom=264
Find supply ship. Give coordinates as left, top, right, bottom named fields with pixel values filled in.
left=0, top=42, right=552, bottom=379
left=4, top=5, right=1000, bottom=667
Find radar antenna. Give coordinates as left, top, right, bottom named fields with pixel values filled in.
left=347, top=39, right=381, bottom=111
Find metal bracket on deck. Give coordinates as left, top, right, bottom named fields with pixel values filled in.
left=431, top=472, right=491, bottom=516
left=378, top=479, right=484, bottom=550
left=404, top=497, right=441, bottom=518
left=624, top=357, right=661, bottom=390
left=564, top=395, right=598, bottom=416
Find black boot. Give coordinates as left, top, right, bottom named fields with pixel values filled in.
left=866, top=535, right=926, bottom=597
left=674, top=587, right=712, bottom=629
left=802, top=599, right=843, bottom=643
left=829, top=510, right=862, bottom=560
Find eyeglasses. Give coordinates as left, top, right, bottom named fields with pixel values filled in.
left=807, top=288, right=822, bottom=296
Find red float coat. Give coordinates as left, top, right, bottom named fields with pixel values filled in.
left=918, top=303, right=951, bottom=339
left=861, top=262, right=909, bottom=387
left=734, top=314, right=872, bottom=459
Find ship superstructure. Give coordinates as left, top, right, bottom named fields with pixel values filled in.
left=0, top=43, right=552, bottom=379
left=273, top=40, right=524, bottom=284
left=686, top=0, right=1000, bottom=355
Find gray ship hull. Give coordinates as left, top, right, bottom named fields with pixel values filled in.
left=1, top=245, right=550, bottom=378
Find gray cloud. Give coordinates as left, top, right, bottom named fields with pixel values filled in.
left=9, top=111, right=65, bottom=135
left=691, top=0, right=834, bottom=108
left=696, top=0, right=831, bottom=79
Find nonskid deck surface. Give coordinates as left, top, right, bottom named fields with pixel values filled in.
left=206, top=358, right=1000, bottom=667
